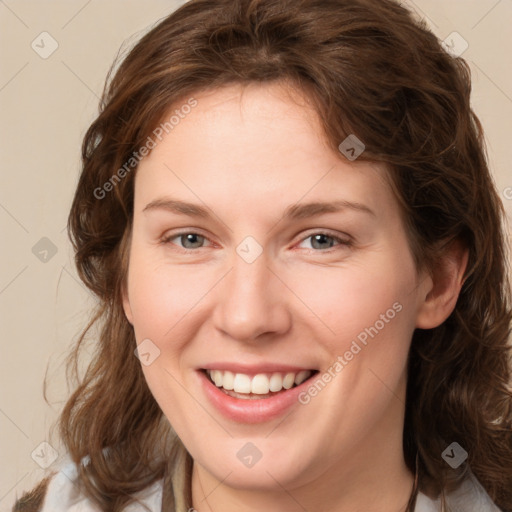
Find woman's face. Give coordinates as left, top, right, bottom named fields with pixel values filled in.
left=123, top=81, right=431, bottom=493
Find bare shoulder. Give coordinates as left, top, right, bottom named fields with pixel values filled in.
left=12, top=475, right=54, bottom=512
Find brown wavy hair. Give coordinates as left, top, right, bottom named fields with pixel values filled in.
left=16, top=0, right=512, bottom=510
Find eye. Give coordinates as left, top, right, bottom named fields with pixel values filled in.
left=161, top=231, right=211, bottom=250
left=160, top=230, right=351, bottom=253
left=297, top=232, right=351, bottom=251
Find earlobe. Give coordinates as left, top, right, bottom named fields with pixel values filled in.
left=415, top=239, right=469, bottom=329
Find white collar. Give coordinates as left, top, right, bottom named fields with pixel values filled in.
left=40, top=455, right=502, bottom=512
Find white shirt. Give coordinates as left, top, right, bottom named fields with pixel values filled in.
left=39, top=455, right=503, bottom=512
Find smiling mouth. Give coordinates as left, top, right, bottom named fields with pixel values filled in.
left=202, top=368, right=319, bottom=400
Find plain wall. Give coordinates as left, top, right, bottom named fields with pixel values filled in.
left=1, top=0, right=511, bottom=508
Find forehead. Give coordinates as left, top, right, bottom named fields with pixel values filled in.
left=133, top=81, right=394, bottom=220
left=189, top=81, right=319, bottom=128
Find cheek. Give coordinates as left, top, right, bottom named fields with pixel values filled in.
left=127, top=250, right=208, bottom=340
left=126, top=252, right=204, bottom=420
left=290, top=260, right=415, bottom=349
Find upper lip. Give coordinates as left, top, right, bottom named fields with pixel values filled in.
left=200, top=362, right=317, bottom=375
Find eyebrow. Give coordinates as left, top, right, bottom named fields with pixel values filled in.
left=142, top=197, right=375, bottom=220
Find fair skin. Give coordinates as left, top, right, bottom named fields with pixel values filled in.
left=122, top=81, right=467, bottom=512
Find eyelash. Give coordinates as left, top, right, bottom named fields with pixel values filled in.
left=159, top=230, right=352, bottom=253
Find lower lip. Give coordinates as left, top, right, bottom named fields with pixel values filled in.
left=197, top=370, right=314, bottom=424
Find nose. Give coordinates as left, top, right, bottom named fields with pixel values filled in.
left=212, top=249, right=292, bottom=342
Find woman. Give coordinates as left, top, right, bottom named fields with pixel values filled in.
left=13, top=0, right=512, bottom=510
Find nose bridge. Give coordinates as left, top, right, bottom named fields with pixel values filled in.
left=212, top=243, right=290, bottom=341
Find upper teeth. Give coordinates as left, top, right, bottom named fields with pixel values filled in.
left=206, top=369, right=312, bottom=394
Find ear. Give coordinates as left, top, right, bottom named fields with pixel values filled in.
left=122, top=283, right=134, bottom=325
left=415, top=238, right=469, bottom=329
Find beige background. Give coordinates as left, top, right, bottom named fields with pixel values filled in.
left=1, top=0, right=511, bottom=508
